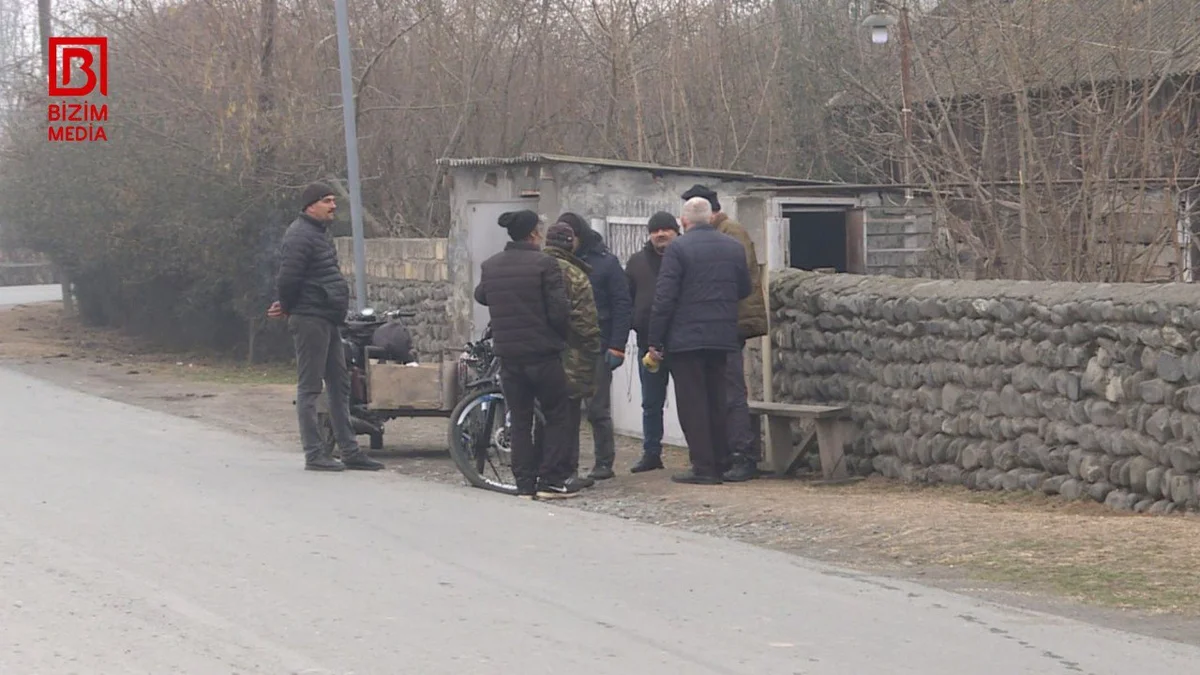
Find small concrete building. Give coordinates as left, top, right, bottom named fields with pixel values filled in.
left=437, top=153, right=934, bottom=448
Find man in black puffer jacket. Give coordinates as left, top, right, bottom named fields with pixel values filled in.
left=625, top=211, right=680, bottom=473
left=646, top=197, right=751, bottom=484
left=474, top=210, right=579, bottom=499
left=269, top=182, right=384, bottom=473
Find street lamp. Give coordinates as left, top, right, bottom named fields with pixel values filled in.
left=861, top=13, right=897, bottom=44
left=861, top=2, right=913, bottom=184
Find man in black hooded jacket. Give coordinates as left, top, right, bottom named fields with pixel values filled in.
left=555, top=212, right=632, bottom=480
left=269, top=182, right=384, bottom=472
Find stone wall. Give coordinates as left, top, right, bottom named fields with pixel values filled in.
left=0, top=262, right=58, bottom=286
left=335, top=237, right=452, bottom=363
left=0, top=245, right=59, bottom=286
left=770, top=269, right=1200, bottom=514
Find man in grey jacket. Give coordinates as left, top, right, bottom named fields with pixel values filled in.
left=268, top=182, right=384, bottom=472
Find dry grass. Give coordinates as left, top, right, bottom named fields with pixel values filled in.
left=632, top=472, right=1200, bottom=613
left=0, top=302, right=293, bottom=385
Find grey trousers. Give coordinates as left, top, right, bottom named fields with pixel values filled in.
left=726, top=340, right=761, bottom=461
left=288, top=314, right=360, bottom=461
left=585, top=354, right=616, bottom=468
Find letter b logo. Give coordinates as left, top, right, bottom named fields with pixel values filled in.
left=49, top=37, right=108, bottom=97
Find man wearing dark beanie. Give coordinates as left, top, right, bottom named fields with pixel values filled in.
left=623, top=211, right=679, bottom=472
left=267, top=181, right=384, bottom=472
left=474, top=210, right=580, bottom=498
left=554, top=212, right=631, bottom=481
left=542, top=222, right=603, bottom=487
left=680, top=185, right=768, bottom=482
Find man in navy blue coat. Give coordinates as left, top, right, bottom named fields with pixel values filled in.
left=555, top=213, right=632, bottom=480
left=646, top=197, right=751, bottom=484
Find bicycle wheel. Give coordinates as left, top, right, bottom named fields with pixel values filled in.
left=447, top=386, right=543, bottom=494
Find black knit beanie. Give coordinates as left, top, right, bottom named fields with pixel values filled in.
left=300, top=182, right=335, bottom=210
left=545, top=223, right=575, bottom=250
left=498, top=209, right=540, bottom=240
left=648, top=211, right=680, bottom=233
left=681, top=184, right=721, bottom=213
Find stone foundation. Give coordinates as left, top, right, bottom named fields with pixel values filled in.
left=336, top=238, right=453, bottom=363
left=770, top=269, right=1200, bottom=513
left=0, top=263, right=58, bottom=286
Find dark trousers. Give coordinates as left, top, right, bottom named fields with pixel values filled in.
left=638, top=346, right=671, bottom=458
left=670, top=350, right=730, bottom=477
left=725, top=340, right=761, bottom=461
left=288, top=314, right=360, bottom=461
left=536, top=397, right=584, bottom=475
left=500, top=356, right=572, bottom=490
left=585, top=355, right=616, bottom=468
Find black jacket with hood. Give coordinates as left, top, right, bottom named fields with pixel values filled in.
left=576, top=230, right=632, bottom=352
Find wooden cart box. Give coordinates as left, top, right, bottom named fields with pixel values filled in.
left=366, top=359, right=456, bottom=411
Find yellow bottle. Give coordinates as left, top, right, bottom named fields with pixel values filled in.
left=642, top=351, right=660, bottom=373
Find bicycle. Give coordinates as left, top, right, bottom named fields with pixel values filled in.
left=446, top=325, right=543, bottom=494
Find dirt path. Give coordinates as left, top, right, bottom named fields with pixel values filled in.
left=6, top=301, right=1200, bottom=646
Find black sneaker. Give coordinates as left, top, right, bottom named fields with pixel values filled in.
left=305, top=456, right=345, bottom=472
left=722, top=454, right=760, bottom=482
left=631, top=455, right=664, bottom=473
left=671, top=469, right=722, bottom=485
left=515, top=480, right=538, bottom=500
left=587, top=465, right=615, bottom=480
left=573, top=474, right=596, bottom=489
left=341, top=453, right=385, bottom=471
left=536, top=478, right=583, bottom=499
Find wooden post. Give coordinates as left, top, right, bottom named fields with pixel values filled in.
left=59, top=267, right=74, bottom=316
left=761, top=225, right=775, bottom=471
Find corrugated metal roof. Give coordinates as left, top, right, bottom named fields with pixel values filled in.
left=435, top=153, right=833, bottom=186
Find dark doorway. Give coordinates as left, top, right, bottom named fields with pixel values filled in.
left=786, top=210, right=849, bottom=272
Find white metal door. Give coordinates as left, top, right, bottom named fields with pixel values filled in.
left=467, top=200, right=535, bottom=340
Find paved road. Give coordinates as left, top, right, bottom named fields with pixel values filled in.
left=0, top=283, right=64, bottom=308
left=2, top=366, right=1200, bottom=674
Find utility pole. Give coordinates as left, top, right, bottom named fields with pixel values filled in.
left=333, top=0, right=368, bottom=311
left=897, top=1, right=913, bottom=184
left=37, top=0, right=49, bottom=59
left=37, top=0, right=74, bottom=314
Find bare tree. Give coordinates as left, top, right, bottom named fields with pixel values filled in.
left=3, top=0, right=1197, bottom=355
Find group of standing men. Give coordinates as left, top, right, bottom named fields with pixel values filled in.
left=474, top=185, right=768, bottom=499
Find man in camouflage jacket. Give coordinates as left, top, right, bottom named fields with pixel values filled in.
left=543, top=222, right=603, bottom=486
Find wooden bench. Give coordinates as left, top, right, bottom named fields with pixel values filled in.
left=747, top=401, right=854, bottom=482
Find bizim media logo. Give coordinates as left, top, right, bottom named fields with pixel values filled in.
left=47, top=37, right=108, bottom=142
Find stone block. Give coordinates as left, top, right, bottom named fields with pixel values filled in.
left=1059, top=478, right=1086, bottom=500
left=1104, top=489, right=1139, bottom=511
